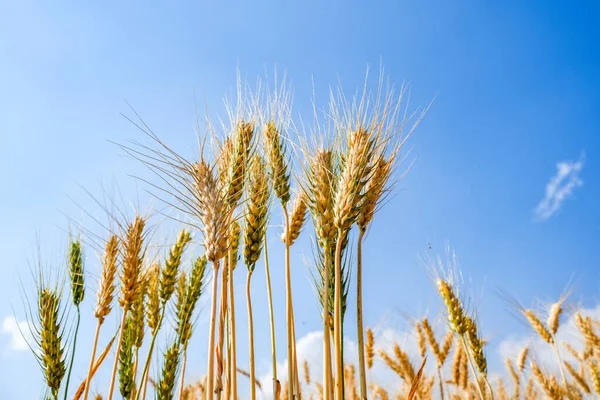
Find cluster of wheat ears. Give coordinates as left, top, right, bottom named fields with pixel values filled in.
left=22, top=75, right=600, bottom=400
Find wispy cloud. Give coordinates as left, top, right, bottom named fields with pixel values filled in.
left=534, top=154, right=585, bottom=221
left=1, top=316, right=31, bottom=352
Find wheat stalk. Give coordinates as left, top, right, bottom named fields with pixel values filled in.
left=108, top=216, right=146, bottom=400
left=84, top=235, right=119, bottom=400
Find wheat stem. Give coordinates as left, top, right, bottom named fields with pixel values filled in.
left=283, top=207, right=295, bottom=400
left=228, top=250, right=238, bottom=399
left=246, top=269, right=256, bottom=400
left=264, top=240, right=279, bottom=399
left=135, top=308, right=165, bottom=400
left=107, top=310, right=128, bottom=400
left=322, top=246, right=333, bottom=400
left=82, top=320, right=102, bottom=400
left=62, top=307, right=80, bottom=400
left=437, top=367, right=445, bottom=400
left=551, top=342, right=568, bottom=388
left=140, top=351, right=152, bottom=400
left=460, top=336, right=486, bottom=400
left=206, top=261, right=221, bottom=399
left=215, top=260, right=229, bottom=397
left=333, top=229, right=345, bottom=400
left=356, top=229, right=367, bottom=400
left=178, top=349, right=188, bottom=400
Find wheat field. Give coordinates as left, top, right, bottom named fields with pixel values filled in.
left=20, top=75, right=600, bottom=400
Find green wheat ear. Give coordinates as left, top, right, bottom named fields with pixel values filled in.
left=38, top=287, right=66, bottom=399
left=157, top=342, right=181, bottom=400
left=118, top=317, right=135, bottom=399
left=68, top=239, right=85, bottom=306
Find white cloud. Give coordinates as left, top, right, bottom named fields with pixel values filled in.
left=1, top=316, right=31, bottom=352
left=534, top=155, right=585, bottom=221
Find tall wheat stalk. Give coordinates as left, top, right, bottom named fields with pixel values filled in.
left=264, top=238, right=280, bottom=399
left=83, top=235, right=119, bottom=400
left=107, top=216, right=145, bottom=400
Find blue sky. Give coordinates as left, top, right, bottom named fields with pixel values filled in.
left=1, top=1, right=599, bottom=398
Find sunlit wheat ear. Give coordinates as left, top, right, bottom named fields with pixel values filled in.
left=414, top=321, right=427, bottom=358
left=119, top=216, right=146, bottom=311
left=531, top=362, right=563, bottom=399
left=225, top=121, right=254, bottom=208
left=37, top=287, right=66, bottom=399
left=522, top=309, right=554, bottom=344
left=506, top=359, right=520, bottom=399
left=547, top=296, right=568, bottom=336
left=459, top=345, right=469, bottom=389
left=563, top=341, right=584, bottom=362
left=517, top=346, right=529, bottom=372
left=464, top=316, right=487, bottom=376
left=344, top=364, right=358, bottom=399
left=437, top=280, right=467, bottom=335
left=229, top=220, right=241, bottom=269
left=159, top=229, right=192, bottom=303
left=146, top=263, right=161, bottom=335
left=95, top=235, right=119, bottom=323
left=377, top=349, right=404, bottom=379
left=589, top=361, right=600, bottom=395
left=305, top=149, right=336, bottom=248
left=451, top=342, right=463, bottom=385
left=357, top=153, right=393, bottom=232
left=264, top=120, right=291, bottom=206
left=157, top=342, right=181, bottom=400
left=178, top=255, right=208, bottom=347
left=393, top=343, right=416, bottom=383
left=243, top=155, right=271, bottom=269
left=370, top=384, right=390, bottom=400
left=575, top=313, right=600, bottom=349
left=333, top=128, right=376, bottom=233
left=192, top=160, right=229, bottom=262
left=303, top=360, right=311, bottom=386
left=496, top=378, right=507, bottom=399
left=68, top=238, right=85, bottom=306
left=564, top=361, right=591, bottom=394
left=439, top=331, right=454, bottom=366
left=525, top=377, right=537, bottom=399
left=118, top=318, right=135, bottom=399
left=217, top=137, right=234, bottom=185
left=422, top=318, right=441, bottom=360
left=366, top=328, right=375, bottom=370
left=282, top=192, right=307, bottom=246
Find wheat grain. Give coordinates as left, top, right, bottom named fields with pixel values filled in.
left=283, top=192, right=307, bottom=246
left=523, top=309, right=554, bottom=344
left=366, top=329, right=375, bottom=370
left=517, top=346, right=529, bottom=372
left=68, top=239, right=85, bottom=306
left=95, top=235, right=119, bottom=322
left=264, top=121, right=291, bottom=206
left=38, top=287, right=66, bottom=399
left=564, top=361, right=590, bottom=394
left=157, top=342, right=181, bottom=400
left=437, top=280, right=467, bottom=335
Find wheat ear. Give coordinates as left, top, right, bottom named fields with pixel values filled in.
left=107, top=216, right=145, bottom=400
left=83, top=235, right=119, bottom=400
left=38, top=287, right=66, bottom=400
left=64, top=238, right=85, bottom=400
